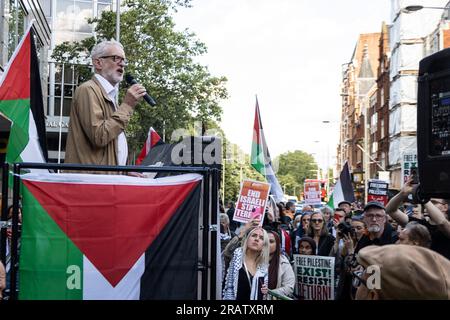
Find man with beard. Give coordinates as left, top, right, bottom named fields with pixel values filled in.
left=65, top=40, right=147, bottom=167
left=354, top=201, right=398, bottom=253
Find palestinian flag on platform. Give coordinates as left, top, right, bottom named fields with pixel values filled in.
left=19, top=173, right=202, bottom=300
left=135, top=127, right=163, bottom=165
left=251, top=96, right=284, bottom=202
left=327, top=161, right=355, bottom=209
left=0, top=24, right=48, bottom=165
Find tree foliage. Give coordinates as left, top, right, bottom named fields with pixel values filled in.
left=275, top=150, right=318, bottom=196
left=221, top=139, right=264, bottom=203
left=51, top=0, right=228, bottom=156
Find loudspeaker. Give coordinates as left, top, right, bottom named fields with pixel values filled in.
left=417, top=48, right=450, bottom=198
left=141, top=136, right=222, bottom=177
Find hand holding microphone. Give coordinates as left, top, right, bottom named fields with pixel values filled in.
left=125, top=73, right=156, bottom=107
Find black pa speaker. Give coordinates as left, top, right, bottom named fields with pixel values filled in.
left=417, top=48, right=450, bottom=198
left=141, top=136, right=222, bottom=177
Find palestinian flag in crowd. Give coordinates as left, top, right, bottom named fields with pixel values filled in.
left=0, top=24, right=48, bottom=165
left=135, top=127, right=163, bottom=165
left=19, top=172, right=202, bottom=300
left=250, top=96, right=284, bottom=202
left=327, top=161, right=355, bottom=209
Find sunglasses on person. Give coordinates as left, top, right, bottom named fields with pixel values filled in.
left=311, top=219, right=323, bottom=223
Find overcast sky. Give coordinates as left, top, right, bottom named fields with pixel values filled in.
left=174, top=0, right=391, bottom=169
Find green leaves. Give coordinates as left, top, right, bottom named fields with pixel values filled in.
left=275, top=150, right=318, bottom=196
left=52, top=0, right=228, bottom=156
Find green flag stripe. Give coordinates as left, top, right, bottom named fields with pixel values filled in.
left=0, top=99, right=30, bottom=163
left=19, top=184, right=83, bottom=300
left=327, top=193, right=334, bottom=210
left=251, top=142, right=266, bottom=176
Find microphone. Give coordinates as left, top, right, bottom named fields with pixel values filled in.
left=125, top=73, right=156, bottom=106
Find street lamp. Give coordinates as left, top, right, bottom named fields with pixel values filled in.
left=404, top=5, right=448, bottom=12
left=321, top=119, right=339, bottom=188
left=404, top=5, right=450, bottom=18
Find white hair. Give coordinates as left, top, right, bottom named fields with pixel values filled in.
left=91, top=39, right=124, bottom=60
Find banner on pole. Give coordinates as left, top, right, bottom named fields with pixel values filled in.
left=233, top=179, right=271, bottom=225
left=293, top=254, right=335, bottom=300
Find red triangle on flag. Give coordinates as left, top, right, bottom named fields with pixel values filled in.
left=135, top=128, right=163, bottom=165
left=0, top=32, right=30, bottom=100
left=149, top=129, right=162, bottom=147
left=23, top=179, right=199, bottom=287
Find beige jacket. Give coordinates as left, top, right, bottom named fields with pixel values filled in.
left=0, top=261, right=5, bottom=299
left=65, top=76, right=134, bottom=170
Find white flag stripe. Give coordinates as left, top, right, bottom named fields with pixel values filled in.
left=21, top=172, right=202, bottom=186
left=332, top=179, right=344, bottom=208
left=21, top=110, right=46, bottom=162
left=83, top=254, right=145, bottom=300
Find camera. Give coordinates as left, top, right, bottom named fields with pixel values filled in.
left=411, top=184, right=430, bottom=205
left=337, top=222, right=352, bottom=237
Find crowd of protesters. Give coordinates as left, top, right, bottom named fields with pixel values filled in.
left=219, top=177, right=450, bottom=300
left=1, top=177, right=450, bottom=300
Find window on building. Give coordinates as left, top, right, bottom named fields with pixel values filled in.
left=54, top=0, right=95, bottom=44
left=50, top=63, right=91, bottom=117
left=372, top=141, right=378, bottom=154
left=380, top=118, right=385, bottom=139
left=98, top=0, right=113, bottom=15
left=381, top=152, right=386, bottom=169
left=370, top=113, right=377, bottom=134
left=8, top=0, right=25, bottom=58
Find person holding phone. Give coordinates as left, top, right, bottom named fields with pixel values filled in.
left=386, top=176, right=450, bottom=260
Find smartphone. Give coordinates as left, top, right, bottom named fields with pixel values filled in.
left=410, top=166, right=419, bottom=184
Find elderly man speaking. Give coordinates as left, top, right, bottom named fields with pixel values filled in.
left=65, top=40, right=147, bottom=168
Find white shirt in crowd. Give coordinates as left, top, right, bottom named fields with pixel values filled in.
left=94, top=74, right=128, bottom=165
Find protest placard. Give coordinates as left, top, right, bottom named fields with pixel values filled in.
left=367, top=179, right=389, bottom=205
left=293, top=254, right=335, bottom=300
left=233, top=180, right=271, bottom=225
left=402, top=154, right=417, bottom=187
left=303, top=181, right=321, bottom=205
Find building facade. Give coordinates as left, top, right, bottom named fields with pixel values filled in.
left=388, top=0, right=449, bottom=189
left=338, top=33, right=380, bottom=200
left=44, top=0, right=114, bottom=163
left=0, top=0, right=116, bottom=163
left=0, top=0, right=51, bottom=163
left=371, top=22, right=391, bottom=180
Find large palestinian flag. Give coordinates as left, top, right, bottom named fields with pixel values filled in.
left=250, top=96, right=284, bottom=202
left=0, top=24, right=48, bottom=165
left=19, top=172, right=202, bottom=300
